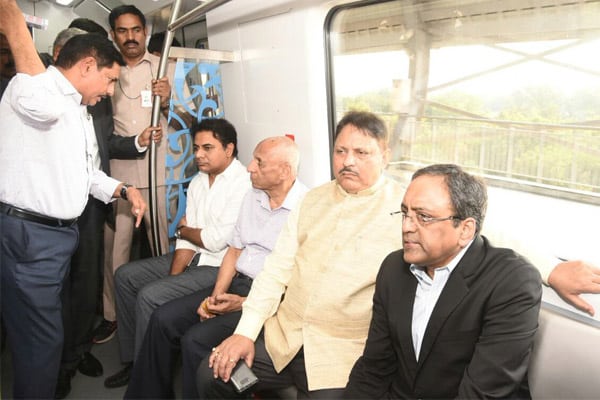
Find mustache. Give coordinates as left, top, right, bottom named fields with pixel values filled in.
left=338, top=166, right=358, bottom=175
left=124, top=40, right=139, bottom=46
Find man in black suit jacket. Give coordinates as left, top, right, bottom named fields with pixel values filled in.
left=345, top=164, right=542, bottom=399
left=58, top=84, right=162, bottom=400
left=49, top=24, right=163, bottom=399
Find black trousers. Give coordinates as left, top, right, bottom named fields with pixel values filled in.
left=125, top=275, right=253, bottom=399
left=196, top=336, right=345, bottom=400
left=61, top=197, right=109, bottom=369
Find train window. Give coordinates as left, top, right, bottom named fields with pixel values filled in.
left=327, top=0, right=600, bottom=200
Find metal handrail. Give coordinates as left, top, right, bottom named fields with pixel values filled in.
left=149, top=0, right=231, bottom=256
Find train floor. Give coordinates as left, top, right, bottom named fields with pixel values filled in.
left=1, top=315, right=188, bottom=399
left=0, top=226, right=186, bottom=399
left=1, top=324, right=128, bottom=399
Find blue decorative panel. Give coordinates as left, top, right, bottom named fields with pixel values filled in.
left=164, top=59, right=224, bottom=250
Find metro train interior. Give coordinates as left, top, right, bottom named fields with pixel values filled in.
left=2, top=0, right=600, bottom=398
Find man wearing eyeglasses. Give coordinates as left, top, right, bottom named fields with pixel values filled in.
left=199, top=112, right=596, bottom=399
left=345, top=164, right=542, bottom=399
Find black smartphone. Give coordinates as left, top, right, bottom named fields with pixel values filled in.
left=230, top=360, right=258, bottom=393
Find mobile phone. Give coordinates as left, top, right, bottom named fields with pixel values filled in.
left=230, top=360, right=258, bottom=393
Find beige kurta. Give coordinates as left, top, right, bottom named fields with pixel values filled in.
left=235, top=176, right=406, bottom=390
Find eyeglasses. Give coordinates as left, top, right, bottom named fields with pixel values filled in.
left=390, top=210, right=462, bottom=226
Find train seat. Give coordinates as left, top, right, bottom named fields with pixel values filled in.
left=528, top=307, right=600, bottom=398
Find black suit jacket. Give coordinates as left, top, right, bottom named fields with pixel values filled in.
left=345, top=235, right=542, bottom=399
left=88, top=97, right=140, bottom=175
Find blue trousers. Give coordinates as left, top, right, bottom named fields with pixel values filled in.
left=1, top=213, right=78, bottom=399
left=61, top=197, right=109, bottom=370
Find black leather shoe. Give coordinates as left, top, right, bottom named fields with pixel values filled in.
left=77, top=352, right=103, bottom=377
left=55, top=368, right=75, bottom=399
left=104, top=362, right=132, bottom=388
left=91, top=319, right=117, bottom=344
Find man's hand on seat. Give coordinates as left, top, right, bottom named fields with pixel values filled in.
left=548, top=260, right=600, bottom=316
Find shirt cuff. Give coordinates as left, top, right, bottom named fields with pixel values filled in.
left=175, top=239, right=198, bottom=253
left=134, top=133, right=147, bottom=153
left=538, top=255, right=559, bottom=285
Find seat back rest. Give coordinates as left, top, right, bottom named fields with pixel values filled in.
left=529, top=306, right=600, bottom=399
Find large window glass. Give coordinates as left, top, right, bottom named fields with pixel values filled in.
left=328, top=0, right=600, bottom=197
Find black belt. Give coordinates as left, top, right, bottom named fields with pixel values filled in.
left=0, top=202, right=78, bottom=228
left=235, top=272, right=253, bottom=282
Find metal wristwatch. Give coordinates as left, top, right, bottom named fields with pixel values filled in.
left=175, top=226, right=184, bottom=239
left=120, top=184, right=132, bottom=200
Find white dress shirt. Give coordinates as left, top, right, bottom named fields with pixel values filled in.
left=175, top=158, right=251, bottom=267
left=0, top=66, right=120, bottom=219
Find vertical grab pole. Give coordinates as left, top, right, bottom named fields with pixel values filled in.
left=149, top=0, right=184, bottom=256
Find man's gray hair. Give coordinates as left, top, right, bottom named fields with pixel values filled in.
left=53, top=27, right=86, bottom=52
left=412, top=164, right=488, bottom=234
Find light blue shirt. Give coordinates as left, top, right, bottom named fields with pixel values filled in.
left=230, top=180, right=308, bottom=278
left=410, top=239, right=474, bottom=360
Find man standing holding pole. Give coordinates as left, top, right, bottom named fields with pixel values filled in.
left=0, top=1, right=146, bottom=397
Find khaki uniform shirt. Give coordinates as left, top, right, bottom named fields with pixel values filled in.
left=110, top=51, right=175, bottom=188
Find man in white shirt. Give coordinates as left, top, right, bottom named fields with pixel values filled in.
left=0, top=1, right=145, bottom=398
left=105, top=118, right=251, bottom=389
left=126, top=136, right=308, bottom=399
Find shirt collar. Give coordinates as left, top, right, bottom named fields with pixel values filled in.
left=334, top=174, right=387, bottom=197
left=199, top=158, right=242, bottom=183
left=280, top=179, right=308, bottom=210
left=48, top=65, right=82, bottom=105
left=220, top=158, right=243, bottom=181
left=125, top=51, right=154, bottom=69
left=255, top=179, right=307, bottom=212
left=410, top=238, right=475, bottom=279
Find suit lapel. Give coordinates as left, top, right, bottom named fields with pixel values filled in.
left=88, top=103, right=110, bottom=173
left=395, top=257, right=420, bottom=381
